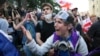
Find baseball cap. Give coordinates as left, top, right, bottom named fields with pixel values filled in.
left=54, top=10, right=69, bottom=20
left=54, top=10, right=74, bottom=24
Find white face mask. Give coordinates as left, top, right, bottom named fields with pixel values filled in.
left=44, top=13, right=53, bottom=23
left=44, top=13, right=52, bottom=20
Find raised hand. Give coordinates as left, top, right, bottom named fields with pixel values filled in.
left=30, top=12, right=38, bottom=25
left=21, top=26, right=33, bottom=43
left=30, top=12, right=37, bottom=20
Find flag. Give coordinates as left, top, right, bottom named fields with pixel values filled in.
left=55, top=0, right=72, bottom=10
left=82, top=18, right=92, bottom=33
left=54, top=0, right=89, bottom=12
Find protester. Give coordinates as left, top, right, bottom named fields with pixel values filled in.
left=36, top=3, right=55, bottom=56
left=21, top=10, right=88, bottom=56
left=36, top=3, right=55, bottom=45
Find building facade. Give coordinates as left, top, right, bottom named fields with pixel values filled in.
left=89, top=0, right=100, bottom=16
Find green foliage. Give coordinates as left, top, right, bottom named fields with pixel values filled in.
left=27, top=0, right=38, bottom=9
left=8, top=0, right=61, bottom=12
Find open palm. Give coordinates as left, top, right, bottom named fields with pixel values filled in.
left=21, top=26, right=33, bottom=42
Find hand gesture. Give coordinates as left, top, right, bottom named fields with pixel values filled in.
left=30, top=12, right=37, bottom=20
left=21, top=26, right=33, bottom=42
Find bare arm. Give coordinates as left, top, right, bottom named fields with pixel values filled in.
left=21, top=26, right=33, bottom=42
left=13, top=18, right=26, bottom=30
left=21, top=25, right=54, bottom=55
left=13, top=12, right=30, bottom=30
left=11, top=9, right=15, bottom=20
left=36, top=32, right=43, bottom=45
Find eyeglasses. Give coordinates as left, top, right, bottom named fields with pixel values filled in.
left=43, top=8, right=50, bottom=11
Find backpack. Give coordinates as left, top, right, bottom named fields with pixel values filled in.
left=0, top=30, right=20, bottom=56
left=53, top=29, right=82, bottom=56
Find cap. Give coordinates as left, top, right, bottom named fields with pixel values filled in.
left=54, top=10, right=74, bottom=24
left=54, top=10, right=69, bottom=20
left=42, top=3, right=53, bottom=10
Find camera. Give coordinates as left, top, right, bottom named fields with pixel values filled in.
left=53, top=41, right=73, bottom=51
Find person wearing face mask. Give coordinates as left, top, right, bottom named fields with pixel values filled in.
left=21, top=10, right=88, bottom=56
left=35, top=3, right=55, bottom=56
left=44, top=12, right=53, bottom=23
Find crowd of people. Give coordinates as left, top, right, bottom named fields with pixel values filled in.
left=0, top=0, right=100, bottom=56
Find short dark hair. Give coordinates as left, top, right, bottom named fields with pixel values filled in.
left=41, top=3, right=53, bottom=10
left=71, top=8, right=78, bottom=12
left=0, top=0, right=6, bottom=8
left=65, top=16, right=74, bottom=25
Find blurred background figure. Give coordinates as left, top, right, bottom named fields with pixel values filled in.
left=0, top=0, right=20, bottom=56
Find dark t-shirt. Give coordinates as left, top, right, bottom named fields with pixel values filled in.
left=87, top=21, right=100, bottom=48
left=36, top=20, right=55, bottom=42
left=75, top=23, right=82, bottom=34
